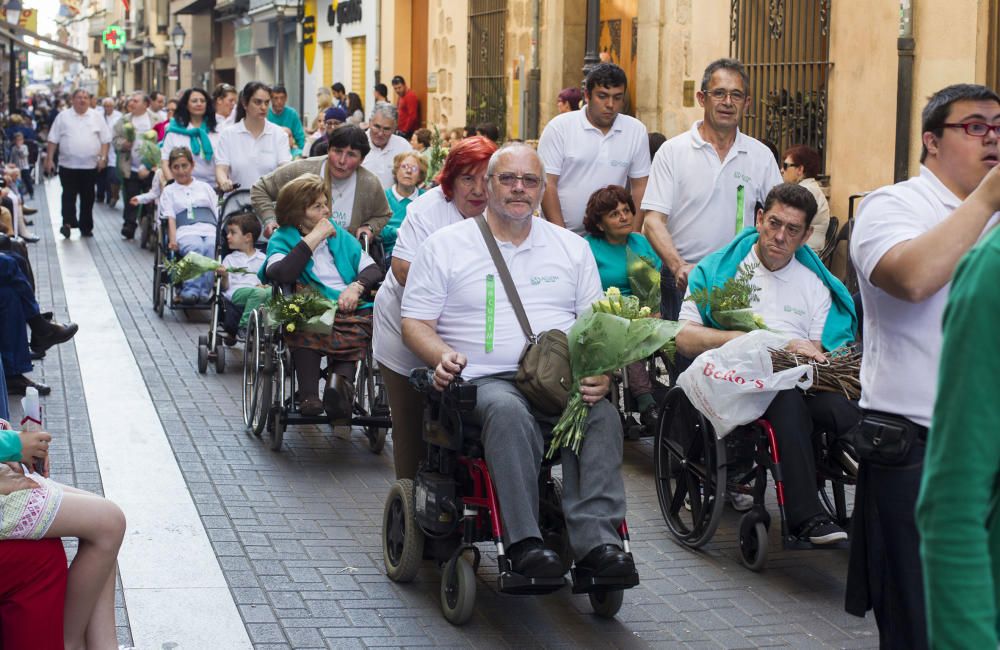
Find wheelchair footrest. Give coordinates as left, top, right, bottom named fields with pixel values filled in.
left=570, top=568, right=640, bottom=594
left=497, top=571, right=566, bottom=595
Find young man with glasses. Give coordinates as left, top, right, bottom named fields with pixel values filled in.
left=845, top=83, right=1000, bottom=650
left=675, top=182, right=859, bottom=546
left=538, top=63, right=650, bottom=235
left=641, top=58, right=782, bottom=324
left=361, top=103, right=413, bottom=189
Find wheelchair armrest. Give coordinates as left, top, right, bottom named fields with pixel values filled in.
left=409, top=368, right=478, bottom=413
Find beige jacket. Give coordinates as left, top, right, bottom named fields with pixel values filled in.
left=250, top=156, right=391, bottom=235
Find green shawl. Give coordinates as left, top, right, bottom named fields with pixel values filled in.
left=165, top=119, right=214, bottom=161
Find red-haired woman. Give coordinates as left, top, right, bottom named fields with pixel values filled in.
left=373, top=136, right=498, bottom=479
left=781, top=144, right=831, bottom=251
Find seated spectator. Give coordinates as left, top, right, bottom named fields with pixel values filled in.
left=409, top=128, right=432, bottom=160
left=251, top=125, right=391, bottom=240
left=1, top=169, right=36, bottom=242
left=401, top=143, right=634, bottom=580
left=475, top=122, right=500, bottom=143
left=582, top=185, right=662, bottom=431
left=262, top=174, right=385, bottom=418
left=216, top=211, right=269, bottom=342
left=675, top=183, right=859, bottom=544
left=1, top=254, right=78, bottom=395
left=0, top=400, right=125, bottom=649
left=134, top=147, right=218, bottom=304
left=381, top=152, right=427, bottom=260
left=782, top=144, right=831, bottom=252
left=9, top=131, right=34, bottom=201
left=556, top=87, right=583, bottom=113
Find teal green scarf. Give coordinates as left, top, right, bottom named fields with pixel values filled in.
left=165, top=119, right=214, bottom=161
left=687, top=228, right=857, bottom=351
left=260, top=224, right=373, bottom=308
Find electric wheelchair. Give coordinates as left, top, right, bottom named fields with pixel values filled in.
left=654, top=385, right=858, bottom=571
left=381, top=369, right=639, bottom=626
left=241, top=233, right=391, bottom=452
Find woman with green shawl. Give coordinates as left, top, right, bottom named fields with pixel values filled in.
left=160, top=87, right=220, bottom=186
left=262, top=174, right=385, bottom=418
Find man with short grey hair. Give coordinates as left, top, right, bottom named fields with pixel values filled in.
left=361, top=103, right=411, bottom=189
left=401, top=143, right=637, bottom=585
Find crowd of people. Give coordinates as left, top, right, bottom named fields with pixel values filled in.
left=0, top=55, right=997, bottom=649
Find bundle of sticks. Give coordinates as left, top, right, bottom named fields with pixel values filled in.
left=769, top=345, right=862, bottom=400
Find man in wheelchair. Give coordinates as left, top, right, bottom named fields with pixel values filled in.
left=401, top=143, right=635, bottom=583
left=675, top=183, right=859, bottom=545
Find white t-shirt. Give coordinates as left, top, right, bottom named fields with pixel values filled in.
left=851, top=166, right=1000, bottom=427
left=49, top=108, right=112, bottom=169
left=641, top=121, right=782, bottom=263
left=537, top=109, right=651, bottom=234
left=267, top=243, right=376, bottom=293
left=679, top=247, right=831, bottom=341
left=373, top=187, right=467, bottom=374
left=221, top=249, right=266, bottom=300
left=402, top=217, right=603, bottom=379
left=329, top=174, right=358, bottom=228
left=216, top=111, right=236, bottom=130
left=161, top=128, right=222, bottom=186
left=215, top=120, right=292, bottom=191
left=361, top=133, right=412, bottom=189
left=127, top=113, right=154, bottom=172
left=159, top=179, right=219, bottom=240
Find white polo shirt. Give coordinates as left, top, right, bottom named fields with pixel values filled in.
left=679, top=247, right=831, bottom=341
left=538, top=109, right=651, bottom=234
left=49, top=108, right=112, bottom=170
left=361, top=133, right=411, bottom=189
left=161, top=128, right=222, bottom=186
left=402, top=217, right=603, bottom=380
left=641, top=121, right=782, bottom=263
left=851, top=166, right=1000, bottom=427
left=373, top=187, right=467, bottom=375
left=215, top=120, right=292, bottom=191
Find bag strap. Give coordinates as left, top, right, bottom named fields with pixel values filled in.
left=474, top=214, right=536, bottom=343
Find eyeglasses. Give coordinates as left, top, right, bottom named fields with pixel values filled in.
left=706, top=88, right=747, bottom=103
left=399, top=163, right=419, bottom=173
left=491, top=172, right=542, bottom=189
left=370, top=124, right=394, bottom=134
left=764, top=215, right=804, bottom=238
left=782, top=161, right=799, bottom=170
left=942, top=122, right=1000, bottom=138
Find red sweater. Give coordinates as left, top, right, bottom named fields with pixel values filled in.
left=397, top=90, right=419, bottom=134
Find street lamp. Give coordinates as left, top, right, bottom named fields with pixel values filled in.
left=119, top=46, right=129, bottom=93
left=142, top=38, right=156, bottom=91
left=170, top=22, right=185, bottom=93
left=4, top=0, right=20, bottom=111
left=272, top=0, right=296, bottom=86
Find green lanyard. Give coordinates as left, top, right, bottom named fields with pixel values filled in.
left=485, top=274, right=495, bottom=352
left=735, top=184, right=745, bottom=235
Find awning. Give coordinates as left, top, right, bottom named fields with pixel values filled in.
left=174, top=0, right=216, bottom=15
left=0, top=24, right=86, bottom=64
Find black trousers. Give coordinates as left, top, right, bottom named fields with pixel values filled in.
left=762, top=389, right=860, bottom=530
left=846, top=436, right=928, bottom=649
left=122, top=173, right=153, bottom=235
left=660, top=266, right=692, bottom=382
left=58, top=167, right=97, bottom=233
left=94, top=165, right=114, bottom=202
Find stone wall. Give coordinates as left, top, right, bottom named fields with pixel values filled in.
left=426, top=0, right=469, bottom=131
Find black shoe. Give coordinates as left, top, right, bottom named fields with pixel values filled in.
left=81, top=231, right=94, bottom=238
left=639, top=403, right=660, bottom=432
left=30, top=349, right=45, bottom=360
left=796, top=516, right=848, bottom=545
left=22, top=206, right=37, bottom=216
left=121, top=228, right=135, bottom=240
left=575, top=544, right=635, bottom=578
left=29, top=321, right=79, bottom=353
left=59, top=224, right=71, bottom=239
left=299, top=397, right=324, bottom=416
left=323, top=376, right=354, bottom=422
left=6, top=374, right=51, bottom=396
left=21, top=233, right=39, bottom=243
left=508, top=538, right=565, bottom=578
left=23, top=219, right=33, bottom=226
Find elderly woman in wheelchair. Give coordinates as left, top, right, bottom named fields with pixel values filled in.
left=261, top=173, right=384, bottom=418
left=668, top=183, right=860, bottom=553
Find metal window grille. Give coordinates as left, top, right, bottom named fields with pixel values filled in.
left=988, top=0, right=1000, bottom=92
left=467, top=0, right=506, bottom=138
left=730, top=0, right=833, bottom=171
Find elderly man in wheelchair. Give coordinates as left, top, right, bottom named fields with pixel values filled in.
left=674, top=183, right=860, bottom=546
left=400, top=143, right=639, bottom=588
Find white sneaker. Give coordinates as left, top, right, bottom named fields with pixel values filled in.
left=726, top=490, right=754, bottom=512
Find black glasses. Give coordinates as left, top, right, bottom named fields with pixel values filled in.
left=782, top=161, right=799, bottom=170
left=943, top=122, right=1000, bottom=138
left=706, top=88, right=746, bottom=103
left=491, top=172, right=542, bottom=189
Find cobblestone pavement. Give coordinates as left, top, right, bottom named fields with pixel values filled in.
left=28, top=179, right=879, bottom=649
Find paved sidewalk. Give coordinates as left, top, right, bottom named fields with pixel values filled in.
left=28, top=177, right=880, bottom=648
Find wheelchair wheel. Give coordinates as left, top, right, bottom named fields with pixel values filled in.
left=440, top=554, right=476, bottom=626
left=197, top=335, right=209, bottom=374
left=138, top=211, right=152, bottom=250
left=355, top=351, right=387, bottom=454
left=155, top=286, right=165, bottom=318
left=539, top=477, right=573, bottom=575
left=383, top=479, right=425, bottom=583
left=242, top=310, right=269, bottom=437
left=266, top=351, right=286, bottom=451
left=654, top=387, right=726, bottom=548
left=589, top=589, right=624, bottom=619
left=738, top=517, right=769, bottom=572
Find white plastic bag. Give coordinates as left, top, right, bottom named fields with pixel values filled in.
left=677, top=330, right=814, bottom=439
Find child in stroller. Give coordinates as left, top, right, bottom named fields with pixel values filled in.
left=216, top=211, right=269, bottom=344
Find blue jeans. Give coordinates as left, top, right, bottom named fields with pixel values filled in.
left=176, top=232, right=215, bottom=299
left=0, top=254, right=38, bottom=378
left=0, top=355, right=8, bottom=421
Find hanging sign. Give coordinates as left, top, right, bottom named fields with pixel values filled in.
left=102, top=25, right=126, bottom=50
left=303, top=0, right=316, bottom=73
